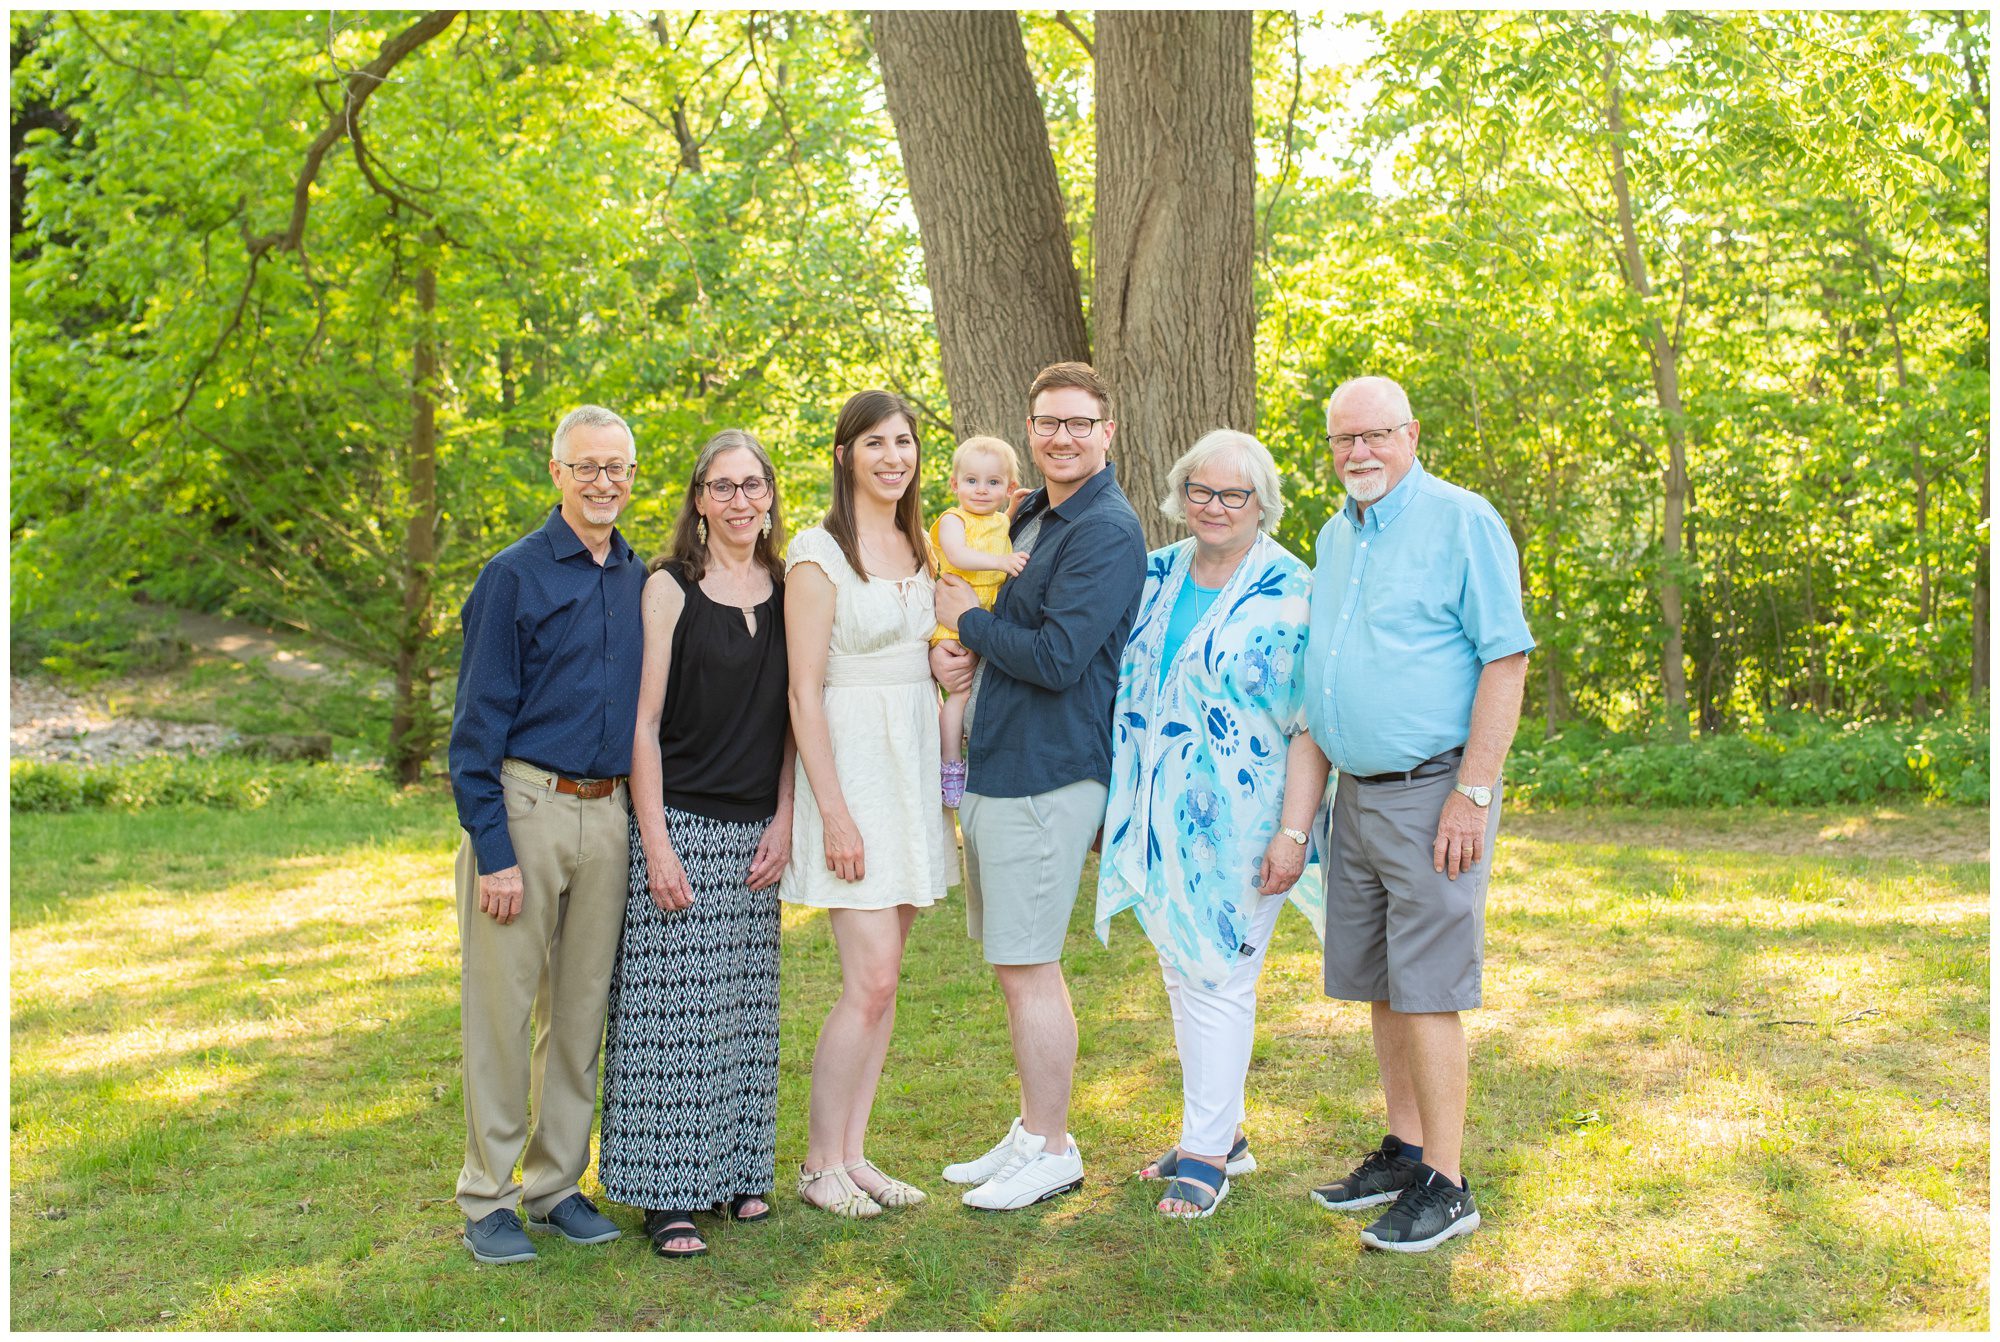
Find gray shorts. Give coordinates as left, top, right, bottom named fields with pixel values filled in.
left=1322, top=769, right=1501, bottom=1013
left=960, top=778, right=1107, bottom=966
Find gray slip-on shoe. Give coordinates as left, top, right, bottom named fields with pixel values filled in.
left=463, top=1208, right=538, bottom=1264
left=526, top=1193, right=622, bottom=1245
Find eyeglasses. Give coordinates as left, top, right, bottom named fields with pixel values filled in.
left=1029, top=415, right=1107, bottom=438
left=1326, top=422, right=1410, bottom=452
left=1182, top=481, right=1255, bottom=510
left=701, top=475, right=772, bottom=502
left=554, top=459, right=637, bottom=483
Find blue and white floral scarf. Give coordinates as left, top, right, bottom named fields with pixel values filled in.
left=1094, top=535, right=1326, bottom=990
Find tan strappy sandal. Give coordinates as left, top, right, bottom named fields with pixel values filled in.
left=796, top=1162, right=882, bottom=1218
left=846, top=1158, right=927, bottom=1208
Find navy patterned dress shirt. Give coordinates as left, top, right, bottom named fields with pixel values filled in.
left=449, top=507, right=646, bottom=873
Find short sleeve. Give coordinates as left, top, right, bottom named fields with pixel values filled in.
left=785, top=526, right=849, bottom=584
left=1456, top=508, right=1536, bottom=663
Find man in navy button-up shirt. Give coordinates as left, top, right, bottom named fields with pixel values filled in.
left=932, top=362, right=1146, bottom=1210
left=446, top=405, right=645, bottom=1263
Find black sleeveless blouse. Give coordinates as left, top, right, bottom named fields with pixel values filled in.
left=656, top=560, right=789, bottom=823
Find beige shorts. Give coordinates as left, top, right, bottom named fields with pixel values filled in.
left=960, top=778, right=1107, bottom=966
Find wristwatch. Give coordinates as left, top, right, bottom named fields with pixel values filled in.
left=1453, top=781, right=1493, bottom=808
left=1278, top=826, right=1309, bottom=846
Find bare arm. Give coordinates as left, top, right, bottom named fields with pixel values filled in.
left=1257, top=731, right=1331, bottom=895
left=1434, top=650, right=1529, bottom=878
left=784, top=562, right=866, bottom=882
left=629, top=572, right=694, bottom=910
left=936, top=512, right=1026, bottom=577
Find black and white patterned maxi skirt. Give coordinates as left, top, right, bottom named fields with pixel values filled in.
left=599, top=806, right=780, bottom=1210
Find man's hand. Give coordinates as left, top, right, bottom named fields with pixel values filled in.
left=930, top=640, right=975, bottom=695
left=479, top=866, right=526, bottom=924
left=1255, top=832, right=1306, bottom=894
left=1431, top=790, right=1488, bottom=880
left=934, top=574, right=979, bottom=631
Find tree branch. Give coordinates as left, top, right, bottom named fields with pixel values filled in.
left=1049, top=10, right=1095, bottom=60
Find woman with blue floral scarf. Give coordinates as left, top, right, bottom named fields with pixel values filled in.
left=1094, top=428, right=1329, bottom=1220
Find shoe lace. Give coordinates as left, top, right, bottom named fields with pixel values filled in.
left=1353, top=1147, right=1399, bottom=1179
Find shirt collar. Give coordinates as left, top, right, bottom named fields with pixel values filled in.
left=1043, top=460, right=1120, bottom=522
left=1342, top=457, right=1426, bottom=533
left=540, top=506, right=636, bottom=567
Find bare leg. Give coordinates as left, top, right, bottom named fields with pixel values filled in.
left=1373, top=1000, right=1422, bottom=1147
left=801, top=907, right=909, bottom=1204
left=940, top=684, right=969, bottom=765
left=1403, top=1010, right=1467, bottom=1182
left=995, top=960, right=1075, bottom=1149
left=840, top=906, right=920, bottom=1198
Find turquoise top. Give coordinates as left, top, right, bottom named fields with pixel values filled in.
left=1302, top=458, right=1535, bottom=775
left=1157, top=578, right=1220, bottom=691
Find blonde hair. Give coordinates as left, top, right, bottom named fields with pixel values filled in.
left=951, top=435, right=1021, bottom=483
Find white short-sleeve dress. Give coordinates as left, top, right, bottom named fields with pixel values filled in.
left=779, top=526, right=954, bottom=911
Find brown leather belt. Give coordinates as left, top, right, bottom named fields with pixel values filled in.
left=502, top=758, right=624, bottom=800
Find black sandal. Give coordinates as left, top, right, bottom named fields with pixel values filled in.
left=727, top=1193, right=771, bottom=1223
left=643, top=1209, right=707, bottom=1258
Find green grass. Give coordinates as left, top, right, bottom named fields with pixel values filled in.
left=9, top=798, right=1988, bottom=1329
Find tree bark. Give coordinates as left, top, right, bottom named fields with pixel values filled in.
left=1603, top=32, right=1691, bottom=740
left=1095, top=11, right=1255, bottom=547
left=873, top=11, right=1088, bottom=466
left=391, top=262, right=439, bottom=785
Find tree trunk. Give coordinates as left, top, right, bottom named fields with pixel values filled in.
left=1603, top=33, right=1691, bottom=740
left=1094, top=11, right=1255, bottom=546
left=873, top=11, right=1088, bottom=466
left=390, top=262, right=439, bottom=785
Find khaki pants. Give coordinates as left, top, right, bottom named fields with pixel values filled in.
left=455, top=769, right=629, bottom=1220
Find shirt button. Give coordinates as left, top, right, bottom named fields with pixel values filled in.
left=1351, top=578, right=1359, bottom=585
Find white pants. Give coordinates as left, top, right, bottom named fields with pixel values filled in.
left=1158, top=889, right=1290, bottom=1157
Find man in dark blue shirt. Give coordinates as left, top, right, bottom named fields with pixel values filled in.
left=447, top=405, right=645, bottom=1264
left=931, top=362, right=1146, bottom=1210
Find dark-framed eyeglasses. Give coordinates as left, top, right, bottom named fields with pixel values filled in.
left=1029, top=415, right=1107, bottom=438
left=554, top=458, right=637, bottom=483
left=701, top=475, right=773, bottom=502
left=1182, top=481, right=1255, bottom=511
left=1326, top=422, right=1410, bottom=452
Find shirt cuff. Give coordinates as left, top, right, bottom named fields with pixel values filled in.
left=472, top=825, right=518, bottom=876
left=956, top=605, right=994, bottom=653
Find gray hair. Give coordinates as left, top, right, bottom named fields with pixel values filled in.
left=1326, top=375, right=1413, bottom=425
left=551, top=404, right=635, bottom=460
left=1159, top=428, right=1286, bottom=534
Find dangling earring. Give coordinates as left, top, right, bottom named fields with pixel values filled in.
left=760, top=513, right=772, bottom=537
left=697, top=517, right=708, bottom=545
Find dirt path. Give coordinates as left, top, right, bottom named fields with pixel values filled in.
left=170, top=609, right=338, bottom=683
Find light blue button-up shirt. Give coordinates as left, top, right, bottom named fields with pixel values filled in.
left=1303, top=458, right=1534, bottom=776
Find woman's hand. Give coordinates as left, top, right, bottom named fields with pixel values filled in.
left=645, top=838, right=694, bottom=912
left=747, top=810, right=792, bottom=891
left=1255, top=831, right=1306, bottom=895
left=822, top=809, right=866, bottom=883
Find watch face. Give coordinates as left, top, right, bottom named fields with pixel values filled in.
left=1473, top=787, right=1491, bottom=806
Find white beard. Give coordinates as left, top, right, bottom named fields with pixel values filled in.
left=1344, top=468, right=1388, bottom=503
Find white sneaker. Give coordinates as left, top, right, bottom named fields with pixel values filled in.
left=961, top=1126, right=1084, bottom=1211
left=942, top=1116, right=1024, bottom=1185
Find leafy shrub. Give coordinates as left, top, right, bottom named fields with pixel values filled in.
left=9, top=757, right=414, bottom=814
left=1508, top=711, right=1989, bottom=808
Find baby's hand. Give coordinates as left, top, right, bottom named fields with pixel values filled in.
left=1001, top=551, right=1030, bottom=577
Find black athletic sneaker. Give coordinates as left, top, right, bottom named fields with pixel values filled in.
left=1309, top=1136, right=1419, bottom=1211
left=1358, top=1166, right=1480, bottom=1252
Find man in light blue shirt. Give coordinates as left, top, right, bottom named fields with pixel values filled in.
left=1301, top=376, right=1531, bottom=1253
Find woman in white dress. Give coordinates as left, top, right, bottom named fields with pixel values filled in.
left=782, top=389, right=955, bottom=1218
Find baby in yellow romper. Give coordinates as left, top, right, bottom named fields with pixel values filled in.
left=929, top=435, right=1030, bottom=808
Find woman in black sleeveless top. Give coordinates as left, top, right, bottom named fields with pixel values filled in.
left=598, top=429, right=792, bottom=1260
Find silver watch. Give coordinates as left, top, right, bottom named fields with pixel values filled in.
left=1453, top=781, right=1492, bottom=808
left=1278, top=826, right=1309, bottom=846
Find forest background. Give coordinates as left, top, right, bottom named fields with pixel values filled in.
left=8, top=8, right=1991, bottom=790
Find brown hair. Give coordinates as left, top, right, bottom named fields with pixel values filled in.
left=652, top=428, right=786, bottom=587
left=824, top=390, right=934, bottom=582
left=1027, top=361, right=1113, bottom=418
